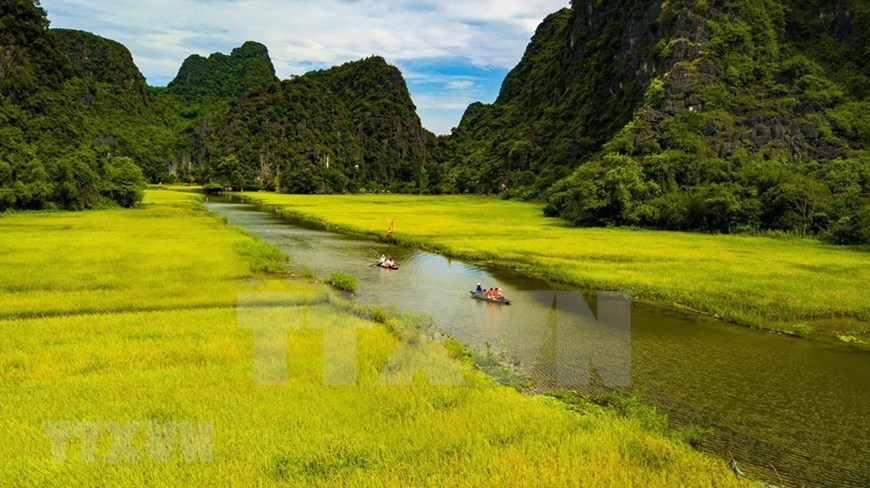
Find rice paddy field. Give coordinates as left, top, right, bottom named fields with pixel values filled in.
left=235, top=192, right=870, bottom=339
left=0, top=188, right=748, bottom=485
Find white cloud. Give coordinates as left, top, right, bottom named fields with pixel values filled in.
left=446, top=80, right=475, bottom=90
left=41, top=0, right=570, bottom=133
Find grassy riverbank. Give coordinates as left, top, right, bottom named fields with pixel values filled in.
left=0, top=188, right=747, bottom=485
left=234, top=192, right=869, bottom=340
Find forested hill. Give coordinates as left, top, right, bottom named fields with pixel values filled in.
left=166, top=41, right=277, bottom=99
left=1, top=1, right=432, bottom=206
left=438, top=0, right=869, bottom=243
left=52, top=29, right=148, bottom=96
left=0, top=1, right=165, bottom=210
left=184, top=56, right=435, bottom=193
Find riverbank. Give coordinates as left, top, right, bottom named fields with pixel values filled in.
left=232, top=192, right=869, bottom=343
left=0, top=188, right=747, bottom=485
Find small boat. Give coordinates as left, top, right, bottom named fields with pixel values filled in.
left=376, top=262, right=399, bottom=270
left=470, top=291, right=510, bottom=305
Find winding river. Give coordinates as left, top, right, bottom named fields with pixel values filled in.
left=208, top=197, right=869, bottom=487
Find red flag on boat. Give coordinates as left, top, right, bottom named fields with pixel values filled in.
left=385, top=220, right=394, bottom=238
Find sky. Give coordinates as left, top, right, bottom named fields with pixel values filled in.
left=40, top=0, right=570, bottom=135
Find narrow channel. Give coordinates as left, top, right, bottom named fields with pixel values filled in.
left=208, top=197, right=869, bottom=487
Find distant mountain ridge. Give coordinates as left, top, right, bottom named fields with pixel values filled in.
left=0, top=1, right=432, bottom=207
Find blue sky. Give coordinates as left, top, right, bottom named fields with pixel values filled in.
left=40, top=0, right=569, bottom=134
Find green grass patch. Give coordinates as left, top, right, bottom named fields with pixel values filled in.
left=325, top=272, right=358, bottom=292
left=235, top=192, right=870, bottom=340
left=790, top=323, right=813, bottom=337
left=0, top=190, right=261, bottom=319
left=469, top=343, right=534, bottom=391
left=553, top=392, right=713, bottom=450
left=236, top=237, right=289, bottom=274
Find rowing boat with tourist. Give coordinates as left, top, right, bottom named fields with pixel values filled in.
left=470, top=283, right=510, bottom=304
left=376, top=254, right=399, bottom=270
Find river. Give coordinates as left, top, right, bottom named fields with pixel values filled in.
left=208, top=197, right=869, bottom=487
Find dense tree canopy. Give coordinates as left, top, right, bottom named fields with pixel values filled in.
left=0, top=1, right=153, bottom=210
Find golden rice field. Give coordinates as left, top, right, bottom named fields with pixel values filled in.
left=236, top=192, right=870, bottom=338
left=0, top=190, right=286, bottom=319
left=0, top=188, right=747, bottom=485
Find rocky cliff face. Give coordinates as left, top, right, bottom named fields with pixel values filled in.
left=0, top=1, right=169, bottom=210
left=441, top=2, right=680, bottom=195
left=188, top=56, right=434, bottom=192
left=440, top=0, right=868, bottom=241
left=445, top=0, right=861, bottom=189
left=51, top=29, right=148, bottom=97
left=626, top=0, right=854, bottom=164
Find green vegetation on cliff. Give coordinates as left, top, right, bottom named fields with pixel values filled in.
left=152, top=41, right=279, bottom=185
left=437, top=0, right=869, bottom=243
left=166, top=41, right=277, bottom=99
left=0, top=1, right=167, bottom=210
left=1, top=2, right=436, bottom=202
left=52, top=28, right=147, bottom=94
left=184, top=56, right=434, bottom=193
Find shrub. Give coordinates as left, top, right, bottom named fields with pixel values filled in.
left=791, top=323, right=813, bottom=337
left=326, top=272, right=357, bottom=292
left=202, top=182, right=224, bottom=194
left=102, top=156, right=145, bottom=207
left=643, top=78, right=665, bottom=109
left=470, top=344, right=532, bottom=390
left=823, top=196, right=870, bottom=245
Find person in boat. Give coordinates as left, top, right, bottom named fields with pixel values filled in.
left=385, top=257, right=395, bottom=268
left=495, top=288, right=503, bottom=299
left=487, top=288, right=494, bottom=299
left=475, top=283, right=483, bottom=294
left=379, top=254, right=386, bottom=266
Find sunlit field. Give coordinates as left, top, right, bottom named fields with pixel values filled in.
left=0, top=189, right=747, bottom=485
left=0, top=190, right=285, bottom=319
left=236, top=193, right=870, bottom=337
